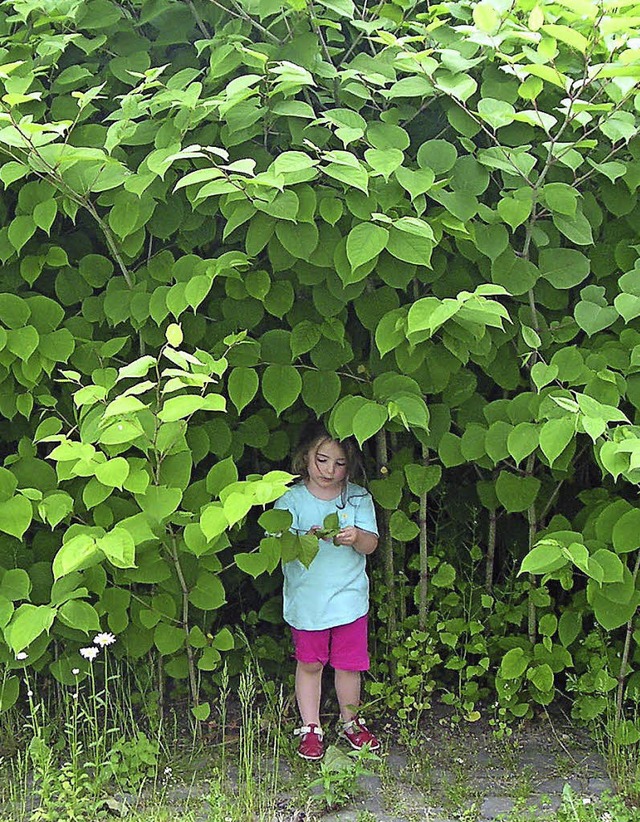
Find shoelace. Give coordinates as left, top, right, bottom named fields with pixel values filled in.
left=343, top=719, right=366, bottom=733
left=294, top=724, right=324, bottom=740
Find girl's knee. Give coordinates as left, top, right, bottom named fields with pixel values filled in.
left=298, top=660, right=324, bottom=674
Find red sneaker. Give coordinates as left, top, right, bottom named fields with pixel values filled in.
left=342, top=718, right=380, bottom=752
left=294, top=724, right=324, bottom=760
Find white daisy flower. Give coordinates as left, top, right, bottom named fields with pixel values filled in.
left=15, top=652, right=28, bottom=661
left=80, top=647, right=99, bottom=661
left=72, top=668, right=80, bottom=676
left=93, top=632, right=116, bottom=647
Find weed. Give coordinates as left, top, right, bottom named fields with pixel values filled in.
left=503, top=796, right=556, bottom=822
left=506, top=763, right=535, bottom=801
left=594, top=699, right=640, bottom=806
left=30, top=761, right=108, bottom=822
left=557, top=784, right=640, bottom=822
left=400, top=738, right=433, bottom=791
left=107, top=730, right=161, bottom=793
left=489, top=711, right=523, bottom=772
left=554, top=754, right=578, bottom=779
left=440, top=755, right=484, bottom=821
left=206, top=659, right=291, bottom=822
left=307, top=744, right=379, bottom=811
left=3, top=634, right=169, bottom=821
left=377, top=757, right=406, bottom=814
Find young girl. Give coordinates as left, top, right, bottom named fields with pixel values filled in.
left=274, top=422, right=380, bottom=761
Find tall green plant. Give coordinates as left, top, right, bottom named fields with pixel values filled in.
left=2, top=322, right=294, bottom=718
left=0, top=0, right=640, bottom=721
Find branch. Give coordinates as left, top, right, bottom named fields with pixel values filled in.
left=206, top=0, right=282, bottom=44
left=83, top=200, right=135, bottom=289
left=3, top=112, right=134, bottom=288
left=539, top=443, right=590, bottom=523
left=186, top=0, right=212, bottom=38
left=616, top=549, right=640, bottom=722
left=306, top=1, right=340, bottom=99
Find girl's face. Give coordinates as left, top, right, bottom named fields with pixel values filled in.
left=305, top=438, right=348, bottom=498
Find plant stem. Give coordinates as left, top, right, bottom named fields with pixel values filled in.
left=616, top=550, right=640, bottom=722
left=375, top=428, right=396, bottom=640
left=206, top=0, right=282, bottom=43
left=418, top=443, right=429, bottom=630
left=306, top=1, right=340, bottom=99
left=157, top=651, right=165, bottom=725
left=526, top=454, right=537, bottom=646
left=3, top=112, right=135, bottom=290
left=168, top=532, right=200, bottom=726
left=186, top=0, right=211, bottom=37
left=485, top=506, right=497, bottom=593
left=88, top=661, right=102, bottom=773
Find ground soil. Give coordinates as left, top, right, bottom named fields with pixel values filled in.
left=318, top=704, right=612, bottom=821
left=145, top=701, right=614, bottom=822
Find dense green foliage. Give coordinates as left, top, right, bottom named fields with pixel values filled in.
left=1, top=0, right=640, bottom=725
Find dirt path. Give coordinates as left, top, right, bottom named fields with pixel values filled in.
left=118, top=705, right=613, bottom=821
left=318, top=708, right=612, bottom=821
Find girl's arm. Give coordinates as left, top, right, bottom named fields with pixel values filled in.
left=340, top=488, right=379, bottom=555
left=334, top=527, right=378, bottom=555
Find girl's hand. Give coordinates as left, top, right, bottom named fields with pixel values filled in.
left=334, top=526, right=358, bottom=547
left=307, top=525, right=322, bottom=535
left=335, top=527, right=378, bottom=555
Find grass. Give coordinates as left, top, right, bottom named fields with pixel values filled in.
left=0, top=649, right=309, bottom=822
left=595, top=705, right=640, bottom=809
left=371, top=706, right=640, bottom=822
left=1, top=649, right=640, bottom=822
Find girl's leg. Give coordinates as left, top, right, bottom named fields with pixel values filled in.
left=295, top=661, right=324, bottom=726
left=331, top=622, right=379, bottom=750
left=334, top=668, right=361, bottom=722
left=335, top=668, right=380, bottom=751
left=330, top=617, right=368, bottom=722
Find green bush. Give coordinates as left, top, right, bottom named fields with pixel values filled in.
left=0, top=0, right=639, bottom=724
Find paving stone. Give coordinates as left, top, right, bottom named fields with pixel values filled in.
left=519, top=750, right=559, bottom=770
left=479, top=796, right=516, bottom=819
left=587, top=776, right=614, bottom=794
left=385, top=748, right=408, bottom=770
left=322, top=811, right=360, bottom=821
left=358, top=774, right=383, bottom=793
left=91, top=707, right=617, bottom=821
left=472, top=749, right=497, bottom=768
left=536, top=776, right=583, bottom=794
left=579, top=753, right=608, bottom=771
left=528, top=795, right=563, bottom=813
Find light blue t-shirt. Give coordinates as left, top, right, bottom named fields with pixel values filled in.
left=274, top=482, right=378, bottom=631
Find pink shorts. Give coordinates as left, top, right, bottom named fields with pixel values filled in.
left=291, top=615, right=370, bottom=671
